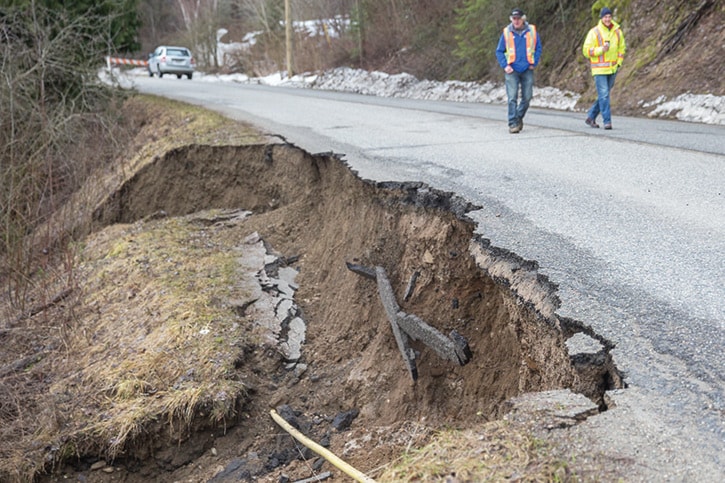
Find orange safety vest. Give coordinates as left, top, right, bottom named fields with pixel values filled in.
left=503, top=25, right=537, bottom=65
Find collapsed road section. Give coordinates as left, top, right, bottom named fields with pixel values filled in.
left=94, top=142, right=623, bottom=415
left=13, top=140, right=626, bottom=480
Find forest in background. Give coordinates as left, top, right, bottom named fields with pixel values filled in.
left=134, top=0, right=723, bottom=95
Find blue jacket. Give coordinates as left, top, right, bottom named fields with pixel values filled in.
left=495, top=23, right=542, bottom=73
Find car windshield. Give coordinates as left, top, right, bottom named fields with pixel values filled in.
left=166, top=49, right=189, bottom=57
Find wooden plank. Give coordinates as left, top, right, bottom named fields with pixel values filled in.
left=375, top=266, right=418, bottom=381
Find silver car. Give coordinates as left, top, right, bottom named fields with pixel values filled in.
left=148, top=46, right=195, bottom=79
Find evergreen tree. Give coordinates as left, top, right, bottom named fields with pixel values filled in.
left=453, top=0, right=512, bottom=80
left=1, top=0, right=140, bottom=52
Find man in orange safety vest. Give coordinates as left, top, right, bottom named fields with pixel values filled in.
left=495, top=8, right=542, bottom=134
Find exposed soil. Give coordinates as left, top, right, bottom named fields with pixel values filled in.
left=19, top=140, right=619, bottom=482
left=1, top=97, right=625, bottom=482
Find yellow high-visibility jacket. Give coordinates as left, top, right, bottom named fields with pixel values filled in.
left=582, top=19, right=626, bottom=75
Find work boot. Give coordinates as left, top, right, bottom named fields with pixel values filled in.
left=509, top=123, right=521, bottom=134
left=585, top=117, right=600, bottom=128
left=604, top=123, right=612, bottom=130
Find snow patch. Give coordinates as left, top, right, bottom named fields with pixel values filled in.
left=646, top=93, right=725, bottom=125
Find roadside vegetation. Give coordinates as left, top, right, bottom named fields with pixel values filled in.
left=379, top=421, right=572, bottom=481
left=0, top=93, right=264, bottom=480
left=0, top=2, right=133, bottom=314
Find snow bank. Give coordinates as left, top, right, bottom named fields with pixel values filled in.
left=113, top=65, right=724, bottom=125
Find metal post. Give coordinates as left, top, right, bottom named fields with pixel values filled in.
left=285, top=0, right=293, bottom=77
left=356, top=0, right=363, bottom=65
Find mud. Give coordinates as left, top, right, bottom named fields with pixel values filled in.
left=52, top=143, right=622, bottom=481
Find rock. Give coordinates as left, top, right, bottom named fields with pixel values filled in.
left=566, top=333, right=603, bottom=356
left=293, top=363, right=308, bottom=378
left=208, top=458, right=246, bottom=482
left=277, top=266, right=299, bottom=296
left=243, top=232, right=261, bottom=244
left=276, top=404, right=301, bottom=430
left=276, top=299, right=295, bottom=323
left=332, top=409, right=360, bottom=431
left=279, top=318, right=306, bottom=363
left=312, top=457, right=325, bottom=471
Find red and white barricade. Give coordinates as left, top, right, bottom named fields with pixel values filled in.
left=106, top=56, right=148, bottom=69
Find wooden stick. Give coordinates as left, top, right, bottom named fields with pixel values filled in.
left=345, top=262, right=377, bottom=280
left=396, top=312, right=470, bottom=365
left=270, top=409, right=377, bottom=483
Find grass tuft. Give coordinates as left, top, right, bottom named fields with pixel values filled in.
left=379, top=420, right=575, bottom=482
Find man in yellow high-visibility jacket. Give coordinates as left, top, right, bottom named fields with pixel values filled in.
left=495, top=8, right=542, bottom=134
left=582, top=7, right=626, bottom=130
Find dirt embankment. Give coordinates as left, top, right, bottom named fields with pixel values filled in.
left=2, top=98, right=624, bottom=482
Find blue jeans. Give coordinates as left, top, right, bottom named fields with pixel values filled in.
left=505, top=69, right=534, bottom=127
left=588, top=73, right=617, bottom=125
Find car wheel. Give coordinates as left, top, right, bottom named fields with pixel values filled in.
left=176, top=74, right=182, bottom=79
left=158, top=69, right=163, bottom=78
left=187, top=73, right=193, bottom=80
left=148, top=68, right=153, bottom=77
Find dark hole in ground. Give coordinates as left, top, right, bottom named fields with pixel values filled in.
left=45, top=143, right=622, bottom=481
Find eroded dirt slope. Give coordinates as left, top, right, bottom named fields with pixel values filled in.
left=2, top=97, right=623, bottom=482
left=61, top=144, right=619, bottom=480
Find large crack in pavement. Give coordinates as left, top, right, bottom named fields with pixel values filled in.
left=94, top=140, right=625, bottom=408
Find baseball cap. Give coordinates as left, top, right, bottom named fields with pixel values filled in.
left=511, top=8, right=525, bottom=18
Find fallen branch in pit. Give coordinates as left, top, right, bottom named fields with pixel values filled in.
left=346, top=262, right=472, bottom=381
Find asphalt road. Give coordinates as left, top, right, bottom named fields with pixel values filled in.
left=132, top=77, right=724, bottom=480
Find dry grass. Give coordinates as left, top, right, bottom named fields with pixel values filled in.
left=0, top=96, right=266, bottom=481
left=70, top=213, right=252, bottom=448
left=379, top=420, right=574, bottom=482
left=0, top=210, right=259, bottom=480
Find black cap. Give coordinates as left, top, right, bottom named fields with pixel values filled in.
left=511, top=8, right=525, bottom=18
